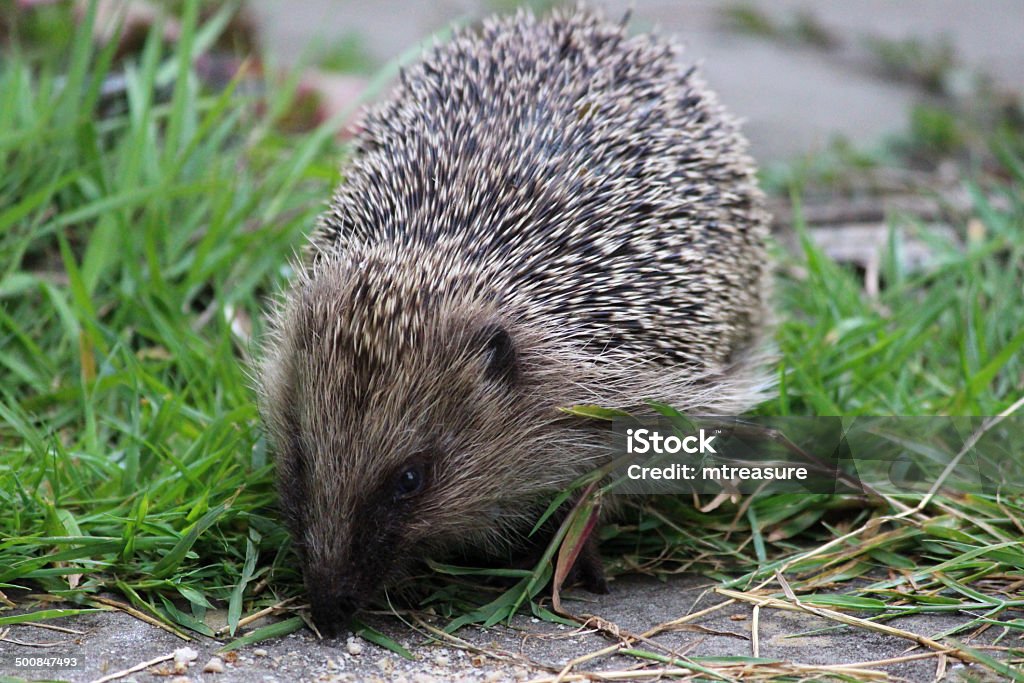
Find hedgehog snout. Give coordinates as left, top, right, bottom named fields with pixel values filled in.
left=305, top=573, right=363, bottom=637
left=302, top=511, right=402, bottom=636
left=308, top=591, right=358, bottom=637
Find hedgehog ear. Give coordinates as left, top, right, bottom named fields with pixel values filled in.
left=477, top=323, right=518, bottom=384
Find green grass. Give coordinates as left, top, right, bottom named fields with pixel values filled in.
left=2, top=2, right=1024, bottom=678
left=0, top=0, right=341, bottom=641
left=771, top=184, right=1024, bottom=416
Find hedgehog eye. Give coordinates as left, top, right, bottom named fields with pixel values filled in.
left=394, top=463, right=426, bottom=500
left=479, top=324, right=517, bottom=383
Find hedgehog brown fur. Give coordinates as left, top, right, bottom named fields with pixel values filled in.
left=258, top=6, right=771, bottom=635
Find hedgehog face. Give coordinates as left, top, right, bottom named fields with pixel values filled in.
left=258, top=255, right=573, bottom=634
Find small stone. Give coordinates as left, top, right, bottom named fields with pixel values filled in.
left=173, top=647, right=199, bottom=673
left=346, top=637, right=364, bottom=656
left=433, top=653, right=450, bottom=667
left=203, top=657, right=225, bottom=673
left=254, top=648, right=269, bottom=657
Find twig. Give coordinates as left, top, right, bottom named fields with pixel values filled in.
left=214, top=597, right=297, bottom=636
left=751, top=604, right=760, bottom=659
left=22, top=622, right=87, bottom=635
left=716, top=573, right=982, bottom=666
left=643, top=598, right=738, bottom=637
left=89, top=652, right=175, bottom=683
left=913, top=394, right=1024, bottom=513
left=1, top=634, right=70, bottom=647
left=87, top=597, right=190, bottom=641
left=532, top=668, right=723, bottom=682
left=844, top=650, right=952, bottom=668
left=529, top=660, right=893, bottom=682
left=551, top=600, right=740, bottom=683
left=934, top=652, right=948, bottom=681
left=763, top=394, right=1024, bottom=583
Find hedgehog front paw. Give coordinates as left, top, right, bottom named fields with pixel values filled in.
left=565, top=534, right=610, bottom=595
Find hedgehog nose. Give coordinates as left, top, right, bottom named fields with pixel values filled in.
left=309, top=592, right=358, bottom=637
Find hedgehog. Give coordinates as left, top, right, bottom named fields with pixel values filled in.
left=257, top=6, right=770, bottom=635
